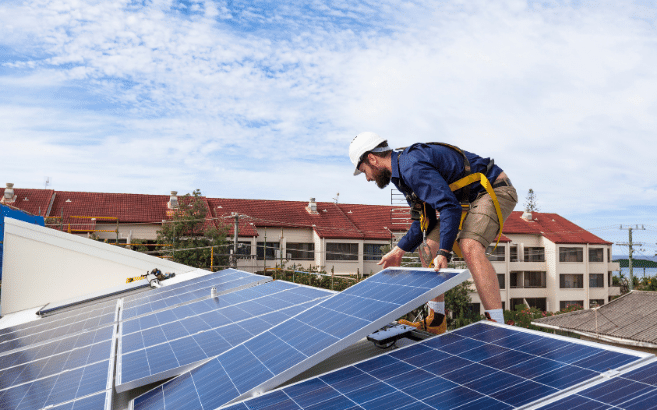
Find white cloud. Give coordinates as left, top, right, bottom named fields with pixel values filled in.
left=1, top=0, right=656, bottom=249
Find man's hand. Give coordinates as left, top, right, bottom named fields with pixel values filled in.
left=432, top=255, right=448, bottom=271
left=378, top=246, right=405, bottom=268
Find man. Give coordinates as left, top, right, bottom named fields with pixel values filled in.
left=349, top=132, right=517, bottom=333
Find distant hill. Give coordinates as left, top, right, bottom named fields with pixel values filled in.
left=613, top=259, right=657, bottom=268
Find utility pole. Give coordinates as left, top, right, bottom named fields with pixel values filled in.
left=617, top=225, right=645, bottom=291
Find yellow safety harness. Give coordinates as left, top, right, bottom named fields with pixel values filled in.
left=403, top=143, right=504, bottom=259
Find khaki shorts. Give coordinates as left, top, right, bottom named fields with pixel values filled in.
left=426, top=181, right=518, bottom=249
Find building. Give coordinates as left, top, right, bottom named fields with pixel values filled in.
left=1, top=183, right=621, bottom=314
left=0, top=184, right=406, bottom=276
left=469, top=210, right=621, bottom=315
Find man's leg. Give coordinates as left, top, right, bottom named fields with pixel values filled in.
left=460, top=238, right=503, bottom=322
left=399, top=237, right=447, bottom=334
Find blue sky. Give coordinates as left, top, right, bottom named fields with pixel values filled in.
left=1, top=0, right=656, bottom=256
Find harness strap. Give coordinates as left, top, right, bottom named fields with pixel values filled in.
left=449, top=172, right=504, bottom=257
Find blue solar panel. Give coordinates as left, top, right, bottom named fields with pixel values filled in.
left=220, top=322, right=647, bottom=410
left=0, top=301, right=117, bottom=354
left=43, top=390, right=111, bottom=410
left=132, top=267, right=471, bottom=410
left=0, top=311, right=118, bottom=410
left=117, top=281, right=331, bottom=392
left=121, top=269, right=270, bottom=320
left=0, top=324, right=114, bottom=373
left=0, top=359, right=112, bottom=410
left=537, top=360, right=657, bottom=410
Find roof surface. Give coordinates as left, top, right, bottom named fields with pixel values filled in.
left=2, top=187, right=610, bottom=244
left=533, top=291, right=657, bottom=345
left=503, top=211, right=612, bottom=245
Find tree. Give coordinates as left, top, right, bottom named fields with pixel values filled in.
left=157, top=189, right=228, bottom=270
left=524, top=188, right=540, bottom=212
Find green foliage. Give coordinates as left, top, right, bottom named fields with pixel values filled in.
left=271, top=264, right=358, bottom=292
left=524, top=188, right=539, bottom=212
left=128, top=238, right=150, bottom=252
left=504, top=303, right=582, bottom=332
left=445, top=281, right=482, bottom=330
left=156, top=189, right=228, bottom=270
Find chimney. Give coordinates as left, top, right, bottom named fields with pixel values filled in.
left=521, top=210, right=533, bottom=221
left=306, top=198, right=318, bottom=214
left=168, top=191, right=179, bottom=209
left=2, top=183, right=16, bottom=204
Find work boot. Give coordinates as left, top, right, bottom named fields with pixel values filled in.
left=398, top=309, right=446, bottom=335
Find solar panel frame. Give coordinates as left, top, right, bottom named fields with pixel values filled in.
left=0, top=304, right=118, bottom=409
left=219, top=321, right=651, bottom=410
left=532, top=358, right=657, bottom=410
left=120, top=269, right=271, bottom=321
left=131, top=267, right=472, bottom=410
left=116, top=282, right=333, bottom=392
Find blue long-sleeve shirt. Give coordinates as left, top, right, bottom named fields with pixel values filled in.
left=391, top=143, right=503, bottom=253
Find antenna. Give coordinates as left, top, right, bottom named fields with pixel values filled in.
left=44, top=177, right=50, bottom=189
left=333, top=192, right=339, bottom=203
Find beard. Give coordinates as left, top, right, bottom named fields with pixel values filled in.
left=374, top=167, right=392, bottom=189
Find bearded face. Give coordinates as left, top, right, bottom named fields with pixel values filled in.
left=373, top=166, right=392, bottom=189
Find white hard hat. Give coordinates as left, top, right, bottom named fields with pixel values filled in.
left=349, top=132, right=388, bottom=175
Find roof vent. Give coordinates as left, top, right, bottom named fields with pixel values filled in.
left=521, top=210, right=533, bottom=221
left=168, top=191, right=179, bottom=209
left=307, top=198, right=318, bottom=214
left=2, top=183, right=16, bottom=204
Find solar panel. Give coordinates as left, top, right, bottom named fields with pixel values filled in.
left=131, top=267, right=472, bottom=410
left=0, top=317, right=117, bottom=410
left=117, top=280, right=332, bottom=392
left=121, top=269, right=271, bottom=320
left=0, top=324, right=114, bottom=372
left=220, top=322, right=650, bottom=410
left=41, top=390, right=111, bottom=410
left=0, top=300, right=117, bottom=354
left=536, top=359, right=657, bottom=409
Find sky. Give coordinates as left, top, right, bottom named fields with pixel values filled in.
left=1, top=0, right=656, bottom=256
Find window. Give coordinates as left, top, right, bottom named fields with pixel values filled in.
left=525, top=271, right=546, bottom=288
left=257, top=242, right=279, bottom=260
left=608, top=271, right=612, bottom=287
left=589, top=274, right=604, bottom=288
left=607, top=248, right=611, bottom=263
left=560, top=300, right=583, bottom=310
left=234, top=242, right=252, bottom=257
left=487, top=246, right=505, bottom=261
left=510, top=245, right=518, bottom=262
left=326, top=243, right=358, bottom=261
left=560, top=247, right=583, bottom=262
left=589, top=299, right=605, bottom=308
left=526, top=298, right=547, bottom=312
left=524, top=247, right=545, bottom=262
left=510, top=271, right=546, bottom=288
left=497, top=274, right=505, bottom=289
left=589, top=248, right=604, bottom=263
left=287, top=243, right=314, bottom=260
left=364, top=244, right=386, bottom=261
left=510, top=298, right=526, bottom=311
left=560, top=274, right=583, bottom=288
left=468, top=303, right=481, bottom=316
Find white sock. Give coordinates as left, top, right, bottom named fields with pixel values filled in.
left=485, top=309, right=504, bottom=323
left=428, top=301, right=445, bottom=315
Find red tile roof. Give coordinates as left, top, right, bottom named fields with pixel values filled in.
left=208, top=198, right=406, bottom=240
left=0, top=188, right=54, bottom=217
left=49, top=191, right=172, bottom=230
left=2, top=188, right=609, bottom=245
left=502, top=211, right=611, bottom=245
